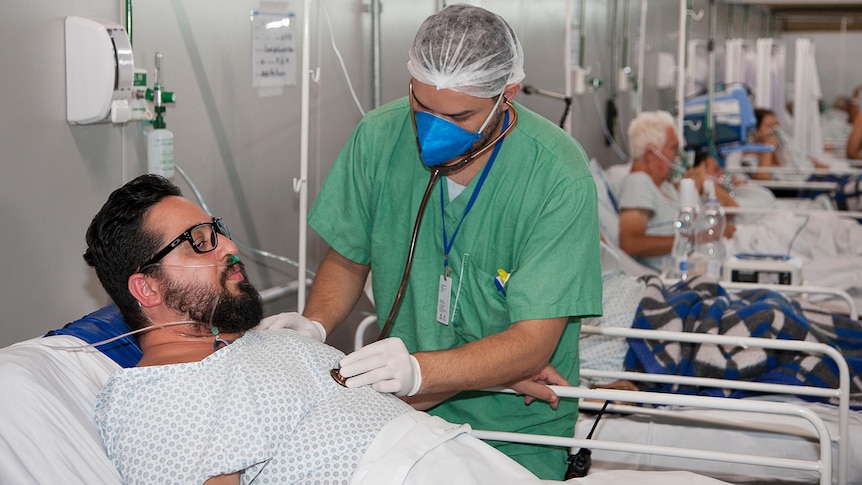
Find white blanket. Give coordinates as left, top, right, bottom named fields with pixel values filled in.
left=350, top=411, right=543, bottom=485
left=0, top=335, right=122, bottom=484
left=350, top=411, right=731, bottom=485
left=0, top=332, right=732, bottom=485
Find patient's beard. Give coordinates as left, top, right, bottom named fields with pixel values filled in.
left=159, top=264, right=263, bottom=334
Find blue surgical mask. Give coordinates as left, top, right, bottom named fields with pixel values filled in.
left=414, top=93, right=503, bottom=167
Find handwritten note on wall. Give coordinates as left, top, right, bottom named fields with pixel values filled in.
left=251, top=10, right=296, bottom=88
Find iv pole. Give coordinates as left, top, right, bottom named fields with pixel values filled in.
left=297, top=0, right=312, bottom=312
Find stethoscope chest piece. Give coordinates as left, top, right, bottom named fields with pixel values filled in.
left=330, top=368, right=348, bottom=387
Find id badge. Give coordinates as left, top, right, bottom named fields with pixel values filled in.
left=436, top=274, right=452, bottom=325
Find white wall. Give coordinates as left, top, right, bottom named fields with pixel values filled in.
left=3, top=0, right=851, bottom=349
left=0, top=0, right=369, bottom=348
left=0, top=0, right=570, bottom=350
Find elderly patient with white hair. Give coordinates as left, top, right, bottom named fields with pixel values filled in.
left=616, top=110, right=737, bottom=274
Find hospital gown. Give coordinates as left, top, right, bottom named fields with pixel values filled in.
left=617, top=171, right=680, bottom=272
left=95, top=330, right=412, bottom=485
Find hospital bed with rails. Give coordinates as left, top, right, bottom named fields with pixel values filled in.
left=351, top=271, right=862, bottom=485
left=0, top=304, right=747, bottom=485
left=572, top=269, right=862, bottom=485
left=592, top=156, right=862, bottom=314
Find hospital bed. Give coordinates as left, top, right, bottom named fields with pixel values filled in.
left=0, top=305, right=750, bottom=485
left=593, top=158, right=862, bottom=314
left=582, top=160, right=862, bottom=483
left=572, top=269, right=862, bottom=485
left=350, top=270, right=859, bottom=485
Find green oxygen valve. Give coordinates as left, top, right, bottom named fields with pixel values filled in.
left=147, top=52, right=175, bottom=178
left=145, top=88, right=176, bottom=105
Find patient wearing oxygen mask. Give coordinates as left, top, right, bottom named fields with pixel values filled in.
left=741, top=108, right=830, bottom=181
left=85, top=174, right=547, bottom=485
left=617, top=110, right=737, bottom=273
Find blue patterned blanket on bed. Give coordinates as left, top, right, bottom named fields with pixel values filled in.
left=622, top=275, right=862, bottom=407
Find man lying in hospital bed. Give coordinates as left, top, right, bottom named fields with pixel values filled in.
left=0, top=174, right=733, bottom=485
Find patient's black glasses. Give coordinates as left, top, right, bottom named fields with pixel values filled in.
left=138, top=217, right=231, bottom=271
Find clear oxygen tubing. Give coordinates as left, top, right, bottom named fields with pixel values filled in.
left=330, top=104, right=519, bottom=386
left=320, top=0, right=366, bottom=116
left=174, top=163, right=315, bottom=278
left=46, top=264, right=234, bottom=353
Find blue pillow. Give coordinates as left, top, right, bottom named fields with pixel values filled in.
left=44, top=304, right=141, bottom=368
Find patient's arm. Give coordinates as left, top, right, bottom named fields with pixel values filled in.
left=404, top=364, right=569, bottom=411
left=204, top=473, right=240, bottom=485
left=847, top=112, right=862, bottom=159
left=618, top=208, right=674, bottom=258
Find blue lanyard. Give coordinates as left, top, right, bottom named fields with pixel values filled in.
left=440, top=111, right=510, bottom=275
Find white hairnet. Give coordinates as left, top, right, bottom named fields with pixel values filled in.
left=407, top=4, right=525, bottom=98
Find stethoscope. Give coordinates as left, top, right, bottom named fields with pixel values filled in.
left=330, top=86, right=519, bottom=386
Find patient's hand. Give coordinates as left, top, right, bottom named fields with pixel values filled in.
left=507, top=364, right=570, bottom=410
left=588, top=379, right=640, bottom=406
left=723, top=222, right=736, bottom=239
left=591, top=380, right=640, bottom=392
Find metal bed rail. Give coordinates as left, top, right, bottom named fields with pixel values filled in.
left=473, top=386, right=833, bottom=485
left=578, top=325, right=851, bottom=485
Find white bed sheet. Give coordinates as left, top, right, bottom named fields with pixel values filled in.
left=574, top=396, right=862, bottom=484
left=0, top=334, right=122, bottom=485
left=0, top=331, right=734, bottom=485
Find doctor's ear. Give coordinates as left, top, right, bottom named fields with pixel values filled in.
left=128, top=272, right=162, bottom=308
left=503, top=83, right=521, bottom=103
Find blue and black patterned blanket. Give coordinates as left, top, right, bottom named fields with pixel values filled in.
left=623, top=275, right=862, bottom=407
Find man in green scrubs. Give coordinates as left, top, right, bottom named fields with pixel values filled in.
left=297, top=4, right=602, bottom=480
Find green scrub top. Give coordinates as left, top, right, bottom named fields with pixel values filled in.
left=309, top=97, right=602, bottom=479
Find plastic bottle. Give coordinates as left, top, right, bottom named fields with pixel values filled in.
left=147, top=52, right=174, bottom=179
left=696, top=179, right=727, bottom=279
left=147, top=118, right=174, bottom=179
left=668, top=178, right=699, bottom=281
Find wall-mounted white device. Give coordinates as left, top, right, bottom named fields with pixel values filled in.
left=65, top=16, right=134, bottom=124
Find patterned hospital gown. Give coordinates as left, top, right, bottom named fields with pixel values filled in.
left=95, top=330, right=412, bottom=485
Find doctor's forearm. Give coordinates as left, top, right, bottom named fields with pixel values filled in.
left=303, top=248, right=370, bottom=336
left=412, top=317, right=567, bottom=395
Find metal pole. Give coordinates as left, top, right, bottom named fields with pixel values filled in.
left=371, top=0, right=382, bottom=109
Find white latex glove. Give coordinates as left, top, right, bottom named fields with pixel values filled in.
left=255, top=312, right=326, bottom=342
left=338, top=337, right=422, bottom=397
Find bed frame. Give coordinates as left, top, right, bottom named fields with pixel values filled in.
left=352, top=311, right=855, bottom=485
left=473, top=385, right=834, bottom=485
left=576, top=324, right=852, bottom=485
